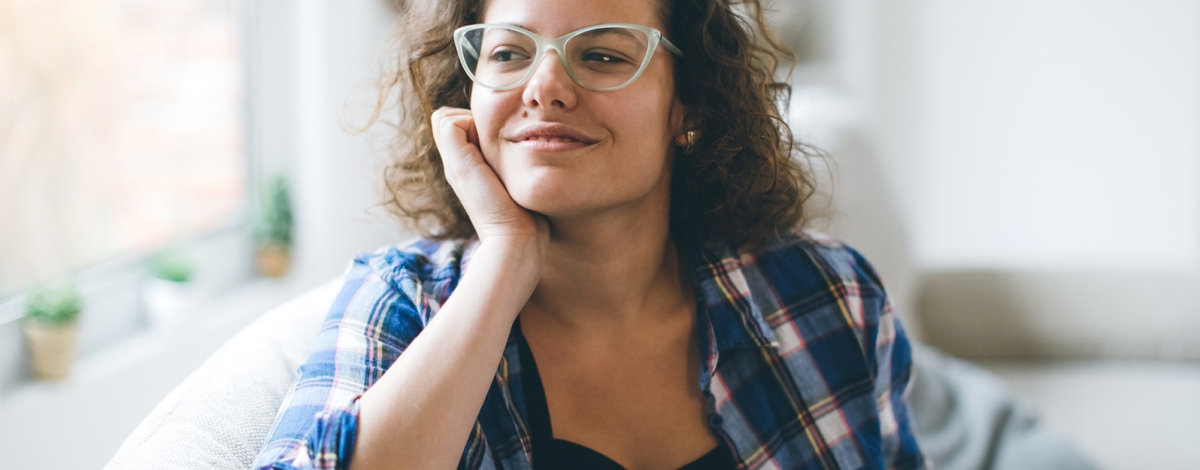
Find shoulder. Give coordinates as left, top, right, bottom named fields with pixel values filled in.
left=343, top=236, right=480, bottom=322
left=738, top=229, right=887, bottom=300
left=734, top=229, right=888, bottom=330
left=353, top=236, right=477, bottom=284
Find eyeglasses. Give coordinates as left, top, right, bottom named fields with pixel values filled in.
left=453, top=23, right=684, bottom=92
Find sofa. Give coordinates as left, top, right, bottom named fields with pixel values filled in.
left=103, top=279, right=1097, bottom=470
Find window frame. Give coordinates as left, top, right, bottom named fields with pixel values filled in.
left=0, top=0, right=262, bottom=393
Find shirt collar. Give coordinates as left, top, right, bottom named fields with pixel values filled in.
left=677, top=232, right=779, bottom=391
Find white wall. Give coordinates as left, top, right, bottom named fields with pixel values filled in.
left=909, top=1, right=1200, bottom=270
left=254, top=0, right=408, bottom=287
left=801, top=0, right=1200, bottom=359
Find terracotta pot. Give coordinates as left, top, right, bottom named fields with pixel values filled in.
left=23, top=321, right=80, bottom=381
left=257, top=245, right=291, bottom=278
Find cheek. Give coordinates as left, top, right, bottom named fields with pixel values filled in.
left=592, top=102, right=675, bottom=197
left=469, top=89, right=511, bottom=161
left=606, top=95, right=675, bottom=166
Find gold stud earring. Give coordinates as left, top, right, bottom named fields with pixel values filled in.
left=680, top=130, right=697, bottom=153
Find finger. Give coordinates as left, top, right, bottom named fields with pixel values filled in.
left=435, top=112, right=470, bottom=141
left=431, top=107, right=469, bottom=134
left=466, top=118, right=479, bottom=147
left=444, top=114, right=475, bottom=142
left=437, top=117, right=484, bottom=167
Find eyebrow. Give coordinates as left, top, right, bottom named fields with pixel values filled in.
left=490, top=22, right=647, bottom=44
left=496, top=22, right=534, bottom=32
left=575, top=27, right=643, bottom=44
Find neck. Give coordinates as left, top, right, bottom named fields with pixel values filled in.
left=523, top=184, right=692, bottom=336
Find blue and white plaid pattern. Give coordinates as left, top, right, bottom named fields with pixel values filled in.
left=254, top=231, right=926, bottom=469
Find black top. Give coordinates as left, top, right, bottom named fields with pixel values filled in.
left=515, top=323, right=737, bottom=470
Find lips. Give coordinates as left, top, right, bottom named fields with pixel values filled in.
left=509, top=123, right=600, bottom=147
left=524, top=136, right=584, bottom=143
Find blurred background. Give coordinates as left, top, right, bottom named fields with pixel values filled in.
left=0, top=0, right=1198, bottom=468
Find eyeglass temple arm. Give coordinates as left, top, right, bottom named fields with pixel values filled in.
left=660, top=38, right=684, bottom=57
left=463, top=39, right=480, bottom=60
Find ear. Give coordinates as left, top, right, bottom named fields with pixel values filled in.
left=668, top=96, right=700, bottom=146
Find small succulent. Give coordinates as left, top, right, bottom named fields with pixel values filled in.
left=151, top=249, right=195, bottom=283
left=25, top=281, right=83, bottom=326
left=255, top=174, right=293, bottom=248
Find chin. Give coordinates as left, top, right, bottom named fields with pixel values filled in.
left=499, top=163, right=667, bottom=219
left=506, top=171, right=604, bottom=218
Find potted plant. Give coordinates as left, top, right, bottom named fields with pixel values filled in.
left=23, top=281, right=83, bottom=380
left=143, top=248, right=197, bottom=328
left=255, top=174, right=293, bottom=278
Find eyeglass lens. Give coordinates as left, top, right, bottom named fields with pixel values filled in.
left=460, top=26, right=651, bottom=89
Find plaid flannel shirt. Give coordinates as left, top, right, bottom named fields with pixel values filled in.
left=253, top=230, right=926, bottom=470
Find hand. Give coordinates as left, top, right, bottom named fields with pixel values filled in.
left=431, top=107, right=550, bottom=251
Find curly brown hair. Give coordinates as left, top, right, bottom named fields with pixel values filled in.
left=373, top=0, right=817, bottom=249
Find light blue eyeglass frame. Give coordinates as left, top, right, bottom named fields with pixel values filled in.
left=453, top=23, right=684, bottom=92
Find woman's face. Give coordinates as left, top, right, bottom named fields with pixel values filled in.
left=471, top=0, right=683, bottom=220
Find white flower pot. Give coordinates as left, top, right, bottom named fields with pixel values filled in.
left=143, top=278, right=195, bottom=329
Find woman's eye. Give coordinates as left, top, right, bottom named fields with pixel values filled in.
left=491, top=50, right=527, bottom=62
left=582, top=52, right=626, bottom=64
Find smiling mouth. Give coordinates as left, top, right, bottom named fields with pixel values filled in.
left=512, top=137, right=592, bottom=152
left=523, top=136, right=584, bottom=143
left=509, top=123, right=600, bottom=149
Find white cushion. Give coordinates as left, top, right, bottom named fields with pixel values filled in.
left=103, top=280, right=340, bottom=470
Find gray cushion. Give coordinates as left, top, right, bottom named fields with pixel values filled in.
left=103, top=280, right=339, bottom=470
left=911, top=345, right=1098, bottom=470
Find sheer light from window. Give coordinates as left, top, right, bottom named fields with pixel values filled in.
left=0, top=0, right=245, bottom=291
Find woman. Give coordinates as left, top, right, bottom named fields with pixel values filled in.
left=254, top=0, right=925, bottom=467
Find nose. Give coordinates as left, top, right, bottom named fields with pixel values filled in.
left=521, top=49, right=577, bottom=111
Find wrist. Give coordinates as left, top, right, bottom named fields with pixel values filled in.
left=465, top=237, right=542, bottom=306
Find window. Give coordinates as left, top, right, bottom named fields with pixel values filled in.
left=0, top=0, right=245, bottom=293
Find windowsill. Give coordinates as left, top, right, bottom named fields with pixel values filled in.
left=0, top=224, right=259, bottom=395
left=0, top=273, right=332, bottom=470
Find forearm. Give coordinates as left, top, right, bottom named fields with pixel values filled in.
left=350, top=240, right=539, bottom=470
